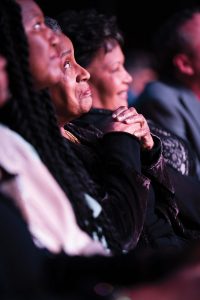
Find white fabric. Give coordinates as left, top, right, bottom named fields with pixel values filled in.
left=84, top=193, right=102, bottom=218
left=0, top=124, right=107, bottom=256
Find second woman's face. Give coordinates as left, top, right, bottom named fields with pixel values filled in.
left=0, top=56, right=9, bottom=107
left=87, top=43, right=132, bottom=110
left=50, top=34, right=92, bottom=123
left=17, top=0, right=61, bottom=90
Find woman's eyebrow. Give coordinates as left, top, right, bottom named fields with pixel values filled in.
left=61, top=49, right=71, bottom=58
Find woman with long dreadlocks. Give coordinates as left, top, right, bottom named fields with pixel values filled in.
left=0, top=0, right=171, bottom=255
left=0, top=0, right=107, bottom=256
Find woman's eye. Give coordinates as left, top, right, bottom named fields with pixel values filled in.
left=110, top=66, right=120, bottom=73
left=33, top=22, right=42, bottom=31
left=64, top=61, right=71, bottom=69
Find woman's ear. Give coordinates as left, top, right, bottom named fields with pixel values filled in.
left=173, top=53, right=194, bottom=75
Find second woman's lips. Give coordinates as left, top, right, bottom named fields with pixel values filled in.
left=82, top=89, right=92, bottom=97
left=118, top=90, right=128, bottom=99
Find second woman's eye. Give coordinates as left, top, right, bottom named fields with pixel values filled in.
left=33, top=22, right=42, bottom=31
left=64, top=61, right=71, bottom=69
left=110, top=65, right=122, bottom=73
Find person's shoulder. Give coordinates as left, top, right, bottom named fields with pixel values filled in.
left=136, top=80, right=178, bottom=105
left=145, top=80, right=178, bottom=95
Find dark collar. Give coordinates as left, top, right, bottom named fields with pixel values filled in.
left=89, top=108, right=113, bottom=116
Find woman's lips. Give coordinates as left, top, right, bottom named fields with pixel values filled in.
left=118, top=90, right=128, bottom=99
left=81, top=89, right=92, bottom=98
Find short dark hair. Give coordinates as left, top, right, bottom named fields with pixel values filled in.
left=152, top=6, right=200, bottom=79
left=45, top=16, right=62, bottom=33
left=57, top=9, right=124, bottom=67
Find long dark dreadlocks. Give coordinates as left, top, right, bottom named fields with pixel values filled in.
left=0, top=0, right=120, bottom=253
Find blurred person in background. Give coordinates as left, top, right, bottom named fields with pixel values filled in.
left=135, top=7, right=200, bottom=179
left=125, top=49, right=158, bottom=107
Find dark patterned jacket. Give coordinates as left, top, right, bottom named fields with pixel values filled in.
left=65, top=119, right=197, bottom=253
left=67, top=109, right=200, bottom=251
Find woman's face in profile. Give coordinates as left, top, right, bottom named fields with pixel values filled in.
left=50, top=33, right=93, bottom=123
left=16, top=0, right=61, bottom=90
left=0, top=56, right=9, bottom=107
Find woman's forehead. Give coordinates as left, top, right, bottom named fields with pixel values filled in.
left=16, top=0, right=43, bottom=24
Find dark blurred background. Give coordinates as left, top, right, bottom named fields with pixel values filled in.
left=37, top=0, right=200, bottom=51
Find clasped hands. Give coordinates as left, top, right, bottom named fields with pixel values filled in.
left=104, top=106, right=154, bottom=151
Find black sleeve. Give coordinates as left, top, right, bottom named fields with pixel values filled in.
left=167, top=166, right=200, bottom=232
left=98, top=132, right=150, bottom=252
left=141, top=134, right=162, bottom=167
left=142, top=135, right=175, bottom=194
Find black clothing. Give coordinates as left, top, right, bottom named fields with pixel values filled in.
left=69, top=109, right=200, bottom=249
left=65, top=127, right=151, bottom=252
left=167, top=167, right=200, bottom=232
left=64, top=124, right=187, bottom=252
